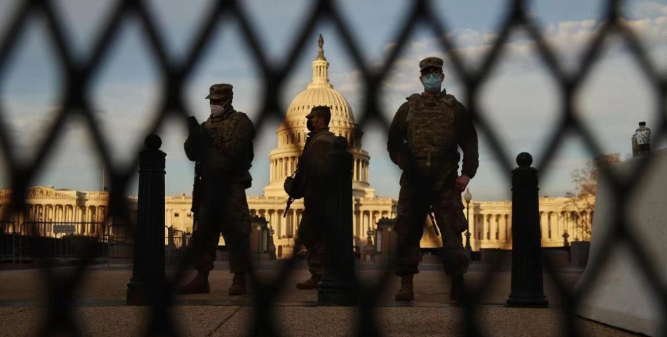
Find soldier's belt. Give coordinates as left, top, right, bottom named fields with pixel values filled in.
left=413, top=151, right=460, bottom=162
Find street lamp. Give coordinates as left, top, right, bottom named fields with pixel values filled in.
left=464, top=188, right=473, bottom=262
left=256, top=225, right=262, bottom=262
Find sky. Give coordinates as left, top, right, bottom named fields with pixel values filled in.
left=0, top=0, right=666, bottom=201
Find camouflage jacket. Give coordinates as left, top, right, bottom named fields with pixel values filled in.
left=184, top=108, right=255, bottom=187
left=290, top=127, right=335, bottom=199
left=387, top=90, right=479, bottom=179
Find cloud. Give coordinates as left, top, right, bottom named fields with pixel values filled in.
left=632, top=1, right=667, bottom=19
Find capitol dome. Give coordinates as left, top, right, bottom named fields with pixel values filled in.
left=264, top=35, right=374, bottom=198
left=283, top=75, right=354, bottom=126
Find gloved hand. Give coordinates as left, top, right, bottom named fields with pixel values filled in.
left=455, top=175, right=471, bottom=194
left=188, top=116, right=200, bottom=135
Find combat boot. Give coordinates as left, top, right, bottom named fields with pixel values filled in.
left=295, top=275, right=321, bottom=290
left=179, top=270, right=210, bottom=294
left=229, top=273, right=247, bottom=296
left=395, top=274, right=415, bottom=302
left=450, top=274, right=466, bottom=303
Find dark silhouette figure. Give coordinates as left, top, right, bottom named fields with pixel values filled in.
left=180, top=83, right=255, bottom=296
left=284, top=106, right=334, bottom=289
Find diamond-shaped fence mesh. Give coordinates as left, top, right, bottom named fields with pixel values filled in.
left=0, top=0, right=666, bottom=336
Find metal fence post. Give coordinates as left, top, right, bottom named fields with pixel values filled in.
left=318, top=137, right=357, bottom=306
left=506, top=153, right=549, bottom=307
left=127, top=135, right=166, bottom=305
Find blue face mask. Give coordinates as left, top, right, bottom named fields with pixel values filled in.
left=422, top=73, right=442, bottom=92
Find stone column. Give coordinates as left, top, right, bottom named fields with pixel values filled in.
left=468, top=210, right=477, bottom=248
left=548, top=212, right=554, bottom=244
left=279, top=210, right=286, bottom=238
left=555, top=213, right=561, bottom=243
left=489, top=214, right=494, bottom=243
left=474, top=214, right=480, bottom=246
left=353, top=211, right=359, bottom=239
left=500, top=214, right=507, bottom=243
left=353, top=159, right=358, bottom=181
left=360, top=162, right=364, bottom=182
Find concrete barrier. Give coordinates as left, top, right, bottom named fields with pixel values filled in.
left=576, top=149, right=667, bottom=336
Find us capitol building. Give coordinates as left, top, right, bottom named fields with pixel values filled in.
left=0, top=38, right=593, bottom=257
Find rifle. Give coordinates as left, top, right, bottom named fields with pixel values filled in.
left=187, top=116, right=204, bottom=230
left=191, top=162, right=202, bottom=227
left=283, top=162, right=299, bottom=218
left=428, top=205, right=440, bottom=237
left=402, top=148, right=440, bottom=237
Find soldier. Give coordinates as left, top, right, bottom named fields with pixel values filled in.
left=283, top=106, right=335, bottom=289
left=180, top=83, right=255, bottom=296
left=387, top=57, right=479, bottom=302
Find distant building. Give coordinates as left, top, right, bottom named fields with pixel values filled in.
left=0, top=186, right=592, bottom=255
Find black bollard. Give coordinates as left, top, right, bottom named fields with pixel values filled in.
left=506, top=153, right=549, bottom=307
left=318, top=137, right=357, bottom=306
left=127, top=134, right=166, bottom=305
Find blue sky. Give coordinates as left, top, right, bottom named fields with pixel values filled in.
left=0, top=0, right=666, bottom=200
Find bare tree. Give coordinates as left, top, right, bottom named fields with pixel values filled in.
left=565, top=153, right=621, bottom=238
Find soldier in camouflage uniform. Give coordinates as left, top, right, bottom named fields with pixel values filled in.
left=180, top=83, right=255, bottom=296
left=284, top=106, right=335, bottom=289
left=387, top=57, right=479, bottom=302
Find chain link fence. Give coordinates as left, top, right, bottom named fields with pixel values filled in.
left=0, top=0, right=666, bottom=336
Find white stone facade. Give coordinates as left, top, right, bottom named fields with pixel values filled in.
left=0, top=187, right=592, bottom=255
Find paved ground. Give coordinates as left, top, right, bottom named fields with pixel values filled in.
left=0, top=261, right=640, bottom=336
left=0, top=305, right=638, bottom=337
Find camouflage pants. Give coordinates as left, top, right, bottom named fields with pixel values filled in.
left=395, top=161, right=469, bottom=276
left=297, top=198, right=326, bottom=277
left=191, top=182, right=251, bottom=274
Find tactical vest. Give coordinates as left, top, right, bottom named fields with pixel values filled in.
left=405, top=93, right=457, bottom=162
left=202, top=110, right=254, bottom=173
